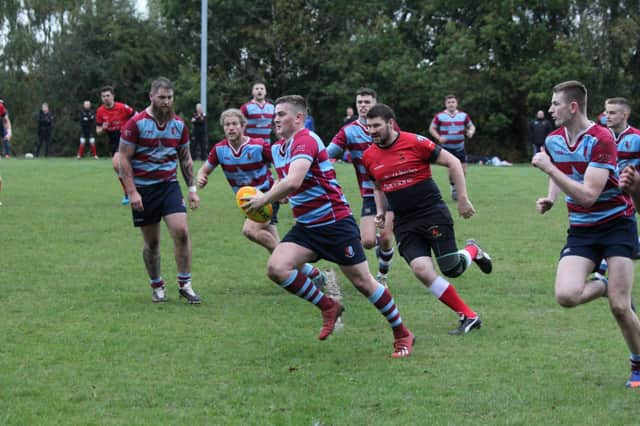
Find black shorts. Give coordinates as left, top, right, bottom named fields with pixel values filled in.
left=107, top=131, right=121, bottom=155
left=360, top=196, right=393, bottom=217
left=132, top=181, right=187, bottom=227
left=80, top=127, right=94, bottom=139
left=561, top=217, right=638, bottom=263
left=443, top=147, right=466, bottom=164
left=270, top=201, right=280, bottom=225
left=396, top=221, right=458, bottom=264
left=281, top=215, right=367, bottom=265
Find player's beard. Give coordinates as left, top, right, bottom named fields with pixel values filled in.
left=151, top=104, right=175, bottom=124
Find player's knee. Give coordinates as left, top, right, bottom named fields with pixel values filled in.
left=609, top=297, right=632, bottom=320
left=437, top=254, right=465, bottom=278
left=555, top=290, right=579, bottom=308
left=362, top=236, right=376, bottom=250
left=79, top=138, right=86, bottom=144
left=144, top=239, right=160, bottom=253
left=266, top=258, right=288, bottom=283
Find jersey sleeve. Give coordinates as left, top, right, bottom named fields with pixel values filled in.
left=262, top=140, right=273, bottom=164
left=95, top=108, right=104, bottom=125
left=415, top=134, right=440, bottom=163
left=589, top=137, right=617, bottom=171
left=124, top=104, right=135, bottom=119
left=291, top=134, right=318, bottom=163
left=119, top=117, right=139, bottom=146
left=465, top=113, right=474, bottom=127
left=430, top=114, right=440, bottom=128
left=330, top=128, right=347, bottom=150
left=179, top=123, right=190, bottom=147
left=206, top=145, right=219, bottom=168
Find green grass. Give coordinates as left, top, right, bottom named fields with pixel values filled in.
left=0, top=158, right=638, bottom=425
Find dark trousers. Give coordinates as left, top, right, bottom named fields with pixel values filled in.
left=191, top=134, right=208, bottom=161
left=36, top=129, right=52, bottom=157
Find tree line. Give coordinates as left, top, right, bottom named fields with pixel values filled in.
left=1, top=0, right=639, bottom=160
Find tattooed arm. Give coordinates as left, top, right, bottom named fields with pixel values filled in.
left=177, top=144, right=199, bottom=210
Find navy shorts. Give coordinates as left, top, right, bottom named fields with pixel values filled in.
left=396, top=222, right=458, bottom=264
left=281, top=215, right=367, bottom=265
left=361, top=196, right=393, bottom=217
left=560, top=217, right=638, bottom=263
left=443, top=147, right=466, bottom=164
left=132, top=181, right=186, bottom=227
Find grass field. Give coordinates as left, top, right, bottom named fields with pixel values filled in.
left=1, top=158, right=639, bottom=425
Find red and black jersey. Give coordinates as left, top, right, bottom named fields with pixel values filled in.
left=96, top=102, right=135, bottom=133
left=362, top=131, right=452, bottom=225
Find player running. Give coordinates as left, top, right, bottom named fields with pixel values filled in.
left=196, top=108, right=327, bottom=288
left=96, top=85, right=135, bottom=205
left=533, top=80, right=640, bottom=388
left=362, top=104, right=492, bottom=335
left=327, top=88, right=395, bottom=287
left=243, top=95, right=415, bottom=358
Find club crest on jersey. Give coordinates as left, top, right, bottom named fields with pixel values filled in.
left=344, top=245, right=355, bottom=258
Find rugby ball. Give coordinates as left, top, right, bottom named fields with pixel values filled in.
left=235, top=186, right=273, bottom=223
left=25, top=153, right=34, bottom=159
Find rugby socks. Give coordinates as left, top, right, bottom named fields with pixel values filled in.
left=368, top=284, right=410, bottom=338
left=177, top=272, right=191, bottom=288
left=631, top=354, right=640, bottom=371
left=597, top=259, right=608, bottom=276
left=77, top=143, right=85, bottom=158
left=376, top=246, right=394, bottom=275
left=429, top=276, right=476, bottom=318
left=149, top=276, right=165, bottom=289
left=301, top=263, right=321, bottom=280
left=279, top=270, right=333, bottom=310
left=89, top=143, right=97, bottom=157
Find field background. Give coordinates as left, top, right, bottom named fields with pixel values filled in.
left=0, top=158, right=638, bottom=425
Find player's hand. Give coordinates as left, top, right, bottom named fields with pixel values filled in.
left=531, top=146, right=552, bottom=173
left=242, top=194, right=265, bottom=213
left=466, top=129, right=474, bottom=139
left=188, top=192, right=200, bottom=210
left=129, top=191, right=144, bottom=212
left=438, top=136, right=447, bottom=144
left=196, top=173, right=208, bottom=188
left=457, top=196, right=476, bottom=219
left=536, top=197, right=554, bottom=214
left=375, top=212, right=385, bottom=229
left=619, top=166, right=640, bottom=193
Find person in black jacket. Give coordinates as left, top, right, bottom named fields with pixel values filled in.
left=529, top=110, right=554, bottom=158
left=35, top=102, right=54, bottom=158
left=77, top=100, right=98, bottom=159
left=190, top=103, right=208, bottom=161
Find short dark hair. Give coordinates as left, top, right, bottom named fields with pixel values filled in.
left=252, top=80, right=266, bottom=89
left=553, top=80, right=587, bottom=113
left=356, top=87, right=377, bottom=99
left=150, top=77, right=173, bottom=94
left=605, top=97, right=631, bottom=113
left=100, top=85, right=114, bottom=95
left=366, top=103, right=396, bottom=122
left=275, top=95, right=307, bottom=115
left=445, top=94, right=457, bottom=102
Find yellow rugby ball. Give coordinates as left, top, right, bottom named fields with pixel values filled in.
left=235, top=186, right=273, bottom=223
